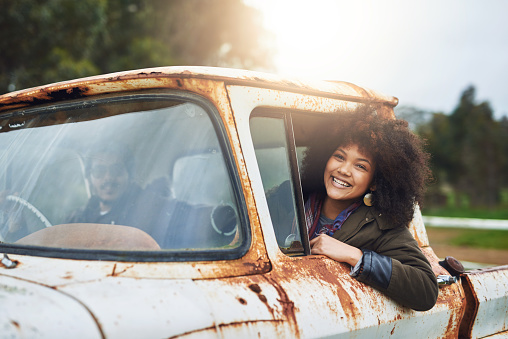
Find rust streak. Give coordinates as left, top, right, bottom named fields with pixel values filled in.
left=304, top=259, right=361, bottom=328
left=248, top=283, right=273, bottom=316
left=458, top=275, right=478, bottom=338
left=109, top=264, right=132, bottom=277
left=217, top=319, right=285, bottom=328
left=169, top=319, right=286, bottom=339
left=261, top=275, right=300, bottom=338
left=0, top=86, right=90, bottom=112
left=248, top=283, right=262, bottom=294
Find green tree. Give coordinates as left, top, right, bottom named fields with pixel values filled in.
left=450, top=87, right=502, bottom=206
left=0, top=0, right=106, bottom=91
left=418, top=86, right=507, bottom=208
left=0, top=0, right=274, bottom=93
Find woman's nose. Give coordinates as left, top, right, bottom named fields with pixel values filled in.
left=338, top=164, right=351, bottom=176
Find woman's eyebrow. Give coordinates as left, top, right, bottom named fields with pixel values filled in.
left=357, top=158, right=372, bottom=166
left=336, top=148, right=372, bottom=165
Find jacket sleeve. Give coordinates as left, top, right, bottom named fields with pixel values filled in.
left=354, top=226, right=439, bottom=311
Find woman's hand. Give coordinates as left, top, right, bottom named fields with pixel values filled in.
left=309, top=234, right=363, bottom=267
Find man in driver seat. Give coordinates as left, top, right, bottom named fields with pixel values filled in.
left=67, top=143, right=165, bottom=234
left=67, top=142, right=238, bottom=249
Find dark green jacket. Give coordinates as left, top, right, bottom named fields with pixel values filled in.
left=333, top=205, right=439, bottom=311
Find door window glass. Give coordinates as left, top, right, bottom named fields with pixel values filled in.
left=250, top=116, right=304, bottom=255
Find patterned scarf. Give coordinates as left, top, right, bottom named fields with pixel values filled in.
left=305, top=193, right=361, bottom=240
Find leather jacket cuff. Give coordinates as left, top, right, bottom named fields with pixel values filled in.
left=355, top=249, right=392, bottom=290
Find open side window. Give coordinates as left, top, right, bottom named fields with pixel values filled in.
left=250, top=109, right=329, bottom=256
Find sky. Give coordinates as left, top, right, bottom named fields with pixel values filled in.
left=246, top=0, right=508, bottom=118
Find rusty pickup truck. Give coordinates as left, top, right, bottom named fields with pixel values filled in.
left=0, top=67, right=506, bottom=338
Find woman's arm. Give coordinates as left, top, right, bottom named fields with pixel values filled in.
left=355, top=227, right=438, bottom=311
left=310, top=228, right=438, bottom=311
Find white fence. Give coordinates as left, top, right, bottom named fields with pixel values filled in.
left=422, top=216, right=508, bottom=231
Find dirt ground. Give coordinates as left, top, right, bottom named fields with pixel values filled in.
left=426, top=228, right=508, bottom=268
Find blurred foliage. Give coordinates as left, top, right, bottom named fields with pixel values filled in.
left=0, top=0, right=274, bottom=93
left=399, top=86, right=508, bottom=211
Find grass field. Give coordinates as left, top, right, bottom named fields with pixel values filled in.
left=421, top=201, right=508, bottom=251
left=426, top=227, right=508, bottom=266
left=422, top=204, right=508, bottom=265
left=422, top=205, right=508, bottom=252
left=426, top=227, right=508, bottom=250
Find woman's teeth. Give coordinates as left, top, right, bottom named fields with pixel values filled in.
left=333, top=177, right=351, bottom=187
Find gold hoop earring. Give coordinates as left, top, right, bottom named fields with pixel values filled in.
left=363, top=192, right=373, bottom=207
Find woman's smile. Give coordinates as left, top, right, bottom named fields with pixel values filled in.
left=332, top=177, right=351, bottom=188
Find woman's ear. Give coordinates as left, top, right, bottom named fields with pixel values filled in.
left=370, top=184, right=377, bottom=192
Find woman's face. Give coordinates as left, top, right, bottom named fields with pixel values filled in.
left=323, top=144, right=376, bottom=207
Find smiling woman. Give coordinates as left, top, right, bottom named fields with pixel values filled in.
left=295, top=106, right=438, bottom=311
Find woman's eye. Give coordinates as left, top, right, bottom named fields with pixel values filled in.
left=334, top=154, right=344, bottom=160
left=356, top=164, right=367, bottom=170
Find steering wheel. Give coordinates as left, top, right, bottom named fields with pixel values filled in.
left=6, top=195, right=52, bottom=228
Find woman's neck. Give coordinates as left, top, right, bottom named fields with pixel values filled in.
left=321, top=196, right=356, bottom=219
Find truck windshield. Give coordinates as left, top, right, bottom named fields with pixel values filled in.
left=0, top=95, right=246, bottom=261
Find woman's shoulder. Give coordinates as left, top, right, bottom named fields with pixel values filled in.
left=353, top=205, right=404, bottom=231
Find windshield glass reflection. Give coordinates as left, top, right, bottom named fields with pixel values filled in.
left=0, top=99, right=242, bottom=253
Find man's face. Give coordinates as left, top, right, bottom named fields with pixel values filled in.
left=90, top=154, right=129, bottom=205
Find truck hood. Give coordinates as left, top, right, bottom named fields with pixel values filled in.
left=0, top=271, right=221, bottom=338
left=0, top=274, right=103, bottom=338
